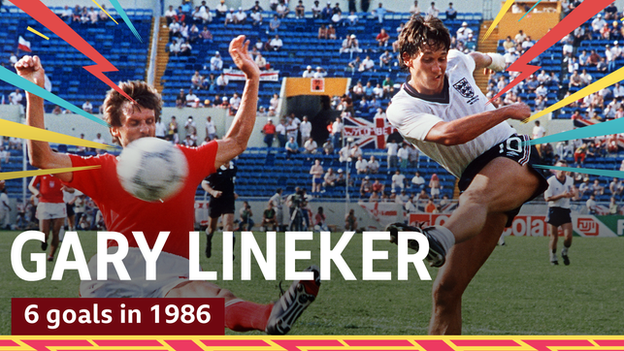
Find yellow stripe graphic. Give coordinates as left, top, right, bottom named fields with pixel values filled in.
left=92, top=0, right=119, bottom=25
left=482, top=0, right=515, bottom=42
left=0, top=166, right=101, bottom=181
left=26, top=26, right=49, bottom=40
left=0, top=119, right=114, bottom=151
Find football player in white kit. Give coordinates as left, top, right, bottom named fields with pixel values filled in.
left=544, top=160, right=577, bottom=265
left=385, top=15, right=549, bottom=334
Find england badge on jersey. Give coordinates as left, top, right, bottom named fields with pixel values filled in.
left=453, top=78, right=479, bottom=105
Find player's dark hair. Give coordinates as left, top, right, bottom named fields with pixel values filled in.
left=397, top=15, right=451, bottom=68
left=103, top=81, right=162, bottom=143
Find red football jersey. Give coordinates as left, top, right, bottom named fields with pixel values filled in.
left=66, top=141, right=218, bottom=259
left=32, top=175, right=64, bottom=204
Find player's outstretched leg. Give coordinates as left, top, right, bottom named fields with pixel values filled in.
left=385, top=222, right=448, bottom=267
left=265, top=265, right=321, bottom=335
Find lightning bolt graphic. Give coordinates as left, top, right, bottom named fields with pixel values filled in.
left=490, top=0, right=615, bottom=103
left=108, top=0, right=143, bottom=43
left=530, top=116, right=624, bottom=146
left=0, top=166, right=101, bottom=181
left=0, top=66, right=108, bottom=126
left=482, top=0, right=515, bottom=42
left=7, top=0, right=135, bottom=103
left=525, top=66, right=624, bottom=124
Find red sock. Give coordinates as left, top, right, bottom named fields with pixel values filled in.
left=224, top=300, right=273, bottom=332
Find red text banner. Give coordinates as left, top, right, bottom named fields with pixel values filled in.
left=11, top=298, right=224, bottom=335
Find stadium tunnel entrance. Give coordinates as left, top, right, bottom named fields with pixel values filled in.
left=285, top=95, right=339, bottom=144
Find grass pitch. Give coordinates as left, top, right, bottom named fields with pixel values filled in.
left=0, top=230, right=622, bottom=335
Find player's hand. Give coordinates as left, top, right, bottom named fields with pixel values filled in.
left=504, top=103, right=532, bottom=121
left=15, top=55, right=46, bottom=88
left=212, top=190, right=222, bottom=198
left=229, top=35, right=260, bottom=80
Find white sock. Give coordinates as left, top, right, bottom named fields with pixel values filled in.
left=561, top=247, right=569, bottom=256
left=427, top=226, right=455, bottom=253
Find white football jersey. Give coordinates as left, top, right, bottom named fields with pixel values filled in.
left=544, top=175, right=574, bottom=209
left=387, top=50, right=515, bottom=178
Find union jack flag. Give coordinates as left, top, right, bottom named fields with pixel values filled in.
left=342, top=116, right=397, bottom=149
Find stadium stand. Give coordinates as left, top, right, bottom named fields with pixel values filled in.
left=2, top=3, right=624, bottom=217
left=0, top=7, right=152, bottom=113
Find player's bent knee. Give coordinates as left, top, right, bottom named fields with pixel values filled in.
left=458, top=189, right=488, bottom=207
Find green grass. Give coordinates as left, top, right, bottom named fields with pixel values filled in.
left=0, top=231, right=623, bottom=335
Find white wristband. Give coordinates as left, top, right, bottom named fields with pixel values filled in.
left=485, top=53, right=506, bottom=72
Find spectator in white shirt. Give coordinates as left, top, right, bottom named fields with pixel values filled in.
left=410, top=0, right=421, bottom=14
left=205, top=116, right=217, bottom=140
left=426, top=1, right=440, bottom=17
left=250, top=9, right=263, bottom=25
left=331, top=117, right=343, bottom=150
left=303, top=137, right=318, bottom=154
left=592, top=14, right=607, bottom=33
left=580, top=69, right=593, bottom=86
left=386, top=140, right=398, bottom=169
left=269, top=34, right=283, bottom=51
left=359, top=55, right=375, bottom=72
left=367, top=155, right=380, bottom=174
left=169, top=39, right=181, bottom=56
left=374, top=107, right=387, bottom=120
left=210, top=51, right=223, bottom=71
left=355, top=156, right=368, bottom=174
left=535, top=84, right=548, bottom=98
left=350, top=144, right=363, bottom=159
left=313, top=66, right=326, bottom=78
left=611, top=41, right=622, bottom=58
left=8, top=89, right=23, bottom=105
left=276, top=1, right=290, bottom=18
left=215, top=0, right=228, bottom=18
left=392, top=170, right=406, bottom=190
left=229, top=93, right=241, bottom=112
left=302, top=65, right=314, bottom=77
left=397, top=143, right=409, bottom=168
left=606, top=44, right=616, bottom=71
left=456, top=22, right=472, bottom=43
left=412, top=171, right=425, bottom=190
left=255, top=52, right=267, bottom=70
left=234, top=7, right=247, bottom=24
left=532, top=120, right=546, bottom=140
left=300, top=116, right=312, bottom=141
left=216, top=73, right=229, bottom=89
left=82, top=100, right=93, bottom=113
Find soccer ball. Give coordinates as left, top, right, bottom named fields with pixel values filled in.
left=117, top=137, right=188, bottom=202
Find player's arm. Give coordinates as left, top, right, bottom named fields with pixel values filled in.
left=544, top=193, right=568, bottom=202
left=215, top=35, right=260, bottom=169
left=28, top=177, right=40, bottom=197
left=201, top=180, right=222, bottom=198
left=15, top=56, right=73, bottom=182
left=425, top=103, right=531, bottom=145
